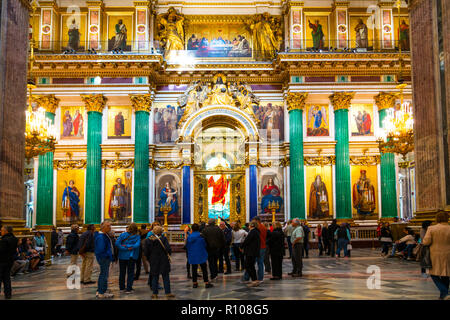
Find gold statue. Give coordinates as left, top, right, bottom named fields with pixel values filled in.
left=177, top=80, right=206, bottom=125
left=157, top=7, right=185, bottom=59
left=206, top=74, right=233, bottom=105
left=245, top=12, right=282, bottom=61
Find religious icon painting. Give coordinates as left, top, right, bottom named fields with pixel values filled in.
left=305, top=166, right=333, bottom=220
left=305, top=15, right=328, bottom=50
left=351, top=165, right=378, bottom=220
left=350, top=16, right=373, bottom=49
left=306, top=104, right=329, bottom=137
left=153, top=103, right=184, bottom=144
left=155, top=170, right=182, bottom=225
left=60, top=106, right=85, bottom=140
left=107, top=106, right=132, bottom=139
left=61, top=14, right=86, bottom=52
left=253, top=102, right=285, bottom=143
left=350, top=104, right=374, bottom=136
left=104, top=169, right=133, bottom=224
left=56, top=169, right=85, bottom=226
left=258, top=168, right=284, bottom=217
left=107, top=15, right=133, bottom=51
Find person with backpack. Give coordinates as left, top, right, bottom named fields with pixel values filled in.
left=116, top=223, right=141, bottom=293
left=334, top=223, right=351, bottom=258
left=135, top=224, right=149, bottom=280
left=94, top=221, right=115, bottom=299
left=78, top=224, right=96, bottom=285
left=328, top=219, right=339, bottom=257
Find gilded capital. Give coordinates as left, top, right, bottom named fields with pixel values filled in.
left=329, top=92, right=355, bottom=111
left=130, top=94, right=153, bottom=113
left=31, top=94, right=60, bottom=114
left=374, top=92, right=398, bottom=111
left=81, top=94, right=107, bottom=113
left=286, top=92, right=309, bottom=112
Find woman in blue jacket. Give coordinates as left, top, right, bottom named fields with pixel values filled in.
left=115, top=223, right=141, bottom=293
left=185, top=223, right=213, bottom=289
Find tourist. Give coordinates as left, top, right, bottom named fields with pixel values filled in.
left=144, top=226, right=175, bottom=299
left=116, top=222, right=141, bottom=293
left=185, top=223, right=213, bottom=289
left=346, top=223, right=352, bottom=257
left=218, top=220, right=232, bottom=274
left=289, top=219, right=304, bottom=277
left=390, top=217, right=407, bottom=244
left=328, top=219, right=339, bottom=257
left=322, top=222, right=330, bottom=255
left=263, top=222, right=271, bottom=274
left=50, top=227, right=58, bottom=257
left=335, top=223, right=351, bottom=258
left=18, top=238, right=40, bottom=271
left=267, top=221, right=284, bottom=280
left=33, top=231, right=47, bottom=257
left=201, top=218, right=226, bottom=281
left=419, top=220, right=432, bottom=276
left=231, top=222, right=247, bottom=271
left=78, top=224, right=96, bottom=285
left=302, top=222, right=310, bottom=258
left=65, top=224, right=80, bottom=268
left=10, top=246, right=30, bottom=276
left=379, top=222, right=393, bottom=257
left=135, top=224, right=149, bottom=280
left=184, top=225, right=193, bottom=279
left=255, top=217, right=267, bottom=281
left=56, top=229, right=64, bottom=256
left=95, top=221, right=115, bottom=299
left=422, top=211, right=450, bottom=300
left=0, top=226, right=18, bottom=299
left=315, top=224, right=324, bottom=256
left=390, top=228, right=416, bottom=260
left=241, top=221, right=261, bottom=287
left=284, top=220, right=294, bottom=258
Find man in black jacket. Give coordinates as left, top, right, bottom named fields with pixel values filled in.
left=328, top=219, right=339, bottom=257
left=241, top=221, right=261, bottom=287
left=51, top=227, right=58, bottom=257
left=201, top=219, right=226, bottom=281
left=78, top=224, right=95, bottom=284
left=65, top=224, right=80, bottom=273
left=0, top=226, right=18, bottom=299
left=218, top=220, right=232, bottom=274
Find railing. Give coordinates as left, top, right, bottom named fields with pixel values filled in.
left=31, top=39, right=410, bottom=60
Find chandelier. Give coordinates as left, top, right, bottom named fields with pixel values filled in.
left=25, top=81, right=57, bottom=160
left=376, top=83, right=414, bottom=160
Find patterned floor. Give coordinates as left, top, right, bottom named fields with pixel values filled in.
left=6, top=249, right=443, bottom=300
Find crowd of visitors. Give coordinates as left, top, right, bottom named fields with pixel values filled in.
left=0, top=211, right=448, bottom=300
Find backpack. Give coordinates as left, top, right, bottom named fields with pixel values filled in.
left=337, top=227, right=348, bottom=239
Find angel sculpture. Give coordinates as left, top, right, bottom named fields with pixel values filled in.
left=177, top=81, right=205, bottom=125
left=307, top=105, right=329, bottom=136
left=233, top=86, right=260, bottom=125
left=157, top=7, right=185, bottom=59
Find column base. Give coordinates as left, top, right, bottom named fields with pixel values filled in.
left=409, top=209, right=447, bottom=225
left=379, top=217, right=398, bottom=223
left=0, top=219, right=29, bottom=235
left=336, top=218, right=356, bottom=226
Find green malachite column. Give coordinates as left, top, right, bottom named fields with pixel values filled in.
left=287, top=92, right=308, bottom=220
left=330, top=92, right=354, bottom=221
left=82, top=94, right=107, bottom=225
left=375, top=92, right=398, bottom=219
left=130, top=94, right=152, bottom=223
left=35, top=95, right=59, bottom=226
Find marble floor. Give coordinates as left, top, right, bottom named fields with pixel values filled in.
left=6, top=248, right=443, bottom=300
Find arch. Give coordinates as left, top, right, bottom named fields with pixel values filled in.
left=178, top=105, right=259, bottom=139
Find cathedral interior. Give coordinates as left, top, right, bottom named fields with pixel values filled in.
left=0, top=0, right=448, bottom=257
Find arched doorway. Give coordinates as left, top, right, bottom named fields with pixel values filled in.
left=178, top=105, right=259, bottom=224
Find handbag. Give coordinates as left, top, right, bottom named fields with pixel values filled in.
left=420, top=245, right=432, bottom=269
left=155, top=235, right=172, bottom=264
left=380, top=237, right=393, bottom=243
left=347, top=243, right=352, bottom=251
left=413, top=243, right=422, bottom=260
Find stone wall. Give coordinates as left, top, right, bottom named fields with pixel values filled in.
left=0, top=0, right=29, bottom=220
